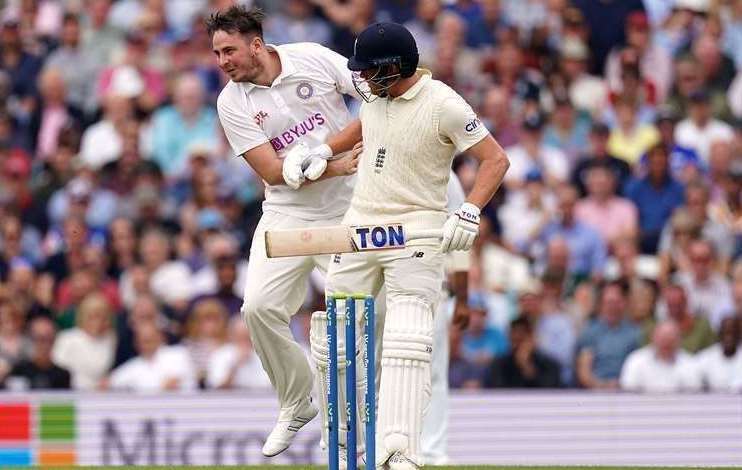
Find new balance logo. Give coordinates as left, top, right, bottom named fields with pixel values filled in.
left=412, top=251, right=424, bottom=258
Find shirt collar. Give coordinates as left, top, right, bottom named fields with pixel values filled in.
left=240, top=44, right=297, bottom=94
left=394, top=69, right=431, bottom=101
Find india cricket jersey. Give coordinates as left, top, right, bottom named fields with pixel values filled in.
left=217, top=42, right=358, bottom=220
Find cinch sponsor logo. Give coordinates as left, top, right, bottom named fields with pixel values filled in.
left=270, top=112, right=327, bottom=152
left=0, top=402, right=76, bottom=466
left=465, top=118, right=481, bottom=133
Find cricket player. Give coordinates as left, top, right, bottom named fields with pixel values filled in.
left=296, top=22, right=510, bottom=469
left=207, top=6, right=363, bottom=457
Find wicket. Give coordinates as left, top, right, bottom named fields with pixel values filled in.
left=326, top=293, right=376, bottom=470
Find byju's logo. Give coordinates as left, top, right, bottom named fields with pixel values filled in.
left=270, top=112, right=327, bottom=152
left=0, top=402, right=76, bottom=466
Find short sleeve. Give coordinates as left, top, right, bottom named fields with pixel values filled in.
left=315, top=44, right=360, bottom=100
left=217, top=87, right=269, bottom=157
left=437, top=95, right=489, bottom=153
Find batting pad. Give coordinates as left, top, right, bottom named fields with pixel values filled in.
left=377, top=296, right=433, bottom=467
left=310, top=310, right=367, bottom=454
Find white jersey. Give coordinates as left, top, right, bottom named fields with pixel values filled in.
left=345, top=70, right=489, bottom=231
left=217, top=42, right=358, bottom=220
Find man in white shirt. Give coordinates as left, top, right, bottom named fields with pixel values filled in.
left=108, top=323, right=197, bottom=392
left=503, top=114, right=569, bottom=189
left=207, top=316, right=272, bottom=390
left=208, top=5, right=362, bottom=458
left=695, top=317, right=742, bottom=392
left=302, top=22, right=509, bottom=469
left=619, top=321, right=701, bottom=392
left=674, top=89, right=734, bottom=163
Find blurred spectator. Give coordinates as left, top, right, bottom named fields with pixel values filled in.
left=80, top=0, right=123, bottom=89
left=575, top=281, right=641, bottom=389
left=675, top=239, right=734, bottom=331
left=662, top=283, right=715, bottom=353
left=108, top=322, right=197, bottom=392
left=0, top=299, right=30, bottom=382
left=659, top=181, right=735, bottom=273
left=543, top=94, right=591, bottom=165
left=404, top=0, right=442, bottom=68
left=47, top=173, right=119, bottom=232
left=695, top=316, right=742, bottom=392
left=571, top=0, right=645, bottom=74
left=504, top=114, right=569, bottom=188
left=474, top=218, right=531, bottom=294
left=191, top=233, right=246, bottom=316
left=607, top=95, right=660, bottom=165
left=574, top=163, right=638, bottom=246
left=106, top=217, right=138, bottom=280
left=666, top=55, right=705, bottom=117
left=605, top=236, right=660, bottom=284
left=518, top=282, right=576, bottom=385
left=625, top=143, right=685, bottom=253
left=40, top=214, right=88, bottom=283
left=460, top=294, right=508, bottom=367
left=557, top=37, right=608, bottom=117
left=207, top=315, right=271, bottom=389
left=4, top=316, right=70, bottom=390
left=674, top=89, right=734, bottom=163
left=30, top=67, right=83, bottom=160
left=264, top=0, right=332, bottom=45
left=79, top=93, right=135, bottom=170
left=691, top=33, right=736, bottom=119
left=113, top=293, right=175, bottom=368
left=183, top=298, right=228, bottom=386
left=149, top=73, right=218, bottom=178
left=605, top=11, right=672, bottom=102
left=570, top=122, right=631, bottom=197
left=479, top=85, right=520, bottom=148
left=448, top=320, right=488, bottom=389
left=0, top=148, right=33, bottom=214
left=639, top=106, right=704, bottom=183
left=619, top=321, right=701, bottom=392
left=499, top=169, right=555, bottom=250
left=530, top=184, right=607, bottom=280
left=484, top=316, right=561, bottom=388
left=628, top=278, right=659, bottom=344
left=51, top=292, right=116, bottom=389
left=43, top=13, right=98, bottom=118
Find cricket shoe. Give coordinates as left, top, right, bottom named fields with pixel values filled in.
left=384, top=452, right=420, bottom=470
left=261, top=396, right=318, bottom=457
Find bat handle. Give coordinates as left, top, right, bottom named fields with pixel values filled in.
left=406, top=229, right=444, bottom=241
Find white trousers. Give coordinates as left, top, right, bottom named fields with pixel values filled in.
left=421, top=294, right=453, bottom=464
left=241, top=210, right=341, bottom=408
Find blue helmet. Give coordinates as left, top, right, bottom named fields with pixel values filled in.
left=348, top=22, right=419, bottom=101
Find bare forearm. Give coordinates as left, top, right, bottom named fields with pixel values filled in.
left=467, top=144, right=509, bottom=209
left=327, top=119, right=362, bottom=156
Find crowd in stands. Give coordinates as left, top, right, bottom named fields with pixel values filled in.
left=0, top=0, right=740, bottom=393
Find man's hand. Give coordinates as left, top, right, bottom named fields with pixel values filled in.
left=451, top=301, right=470, bottom=330
left=282, top=143, right=310, bottom=189
left=440, top=202, right=480, bottom=253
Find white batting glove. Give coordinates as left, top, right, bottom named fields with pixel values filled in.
left=440, top=202, right=480, bottom=253
left=282, top=142, right=310, bottom=189
left=302, top=144, right=333, bottom=180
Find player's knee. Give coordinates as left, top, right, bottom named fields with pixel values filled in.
left=240, top=290, right=282, bottom=328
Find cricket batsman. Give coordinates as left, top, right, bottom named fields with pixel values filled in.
left=208, top=6, right=363, bottom=457
left=296, top=22, right=510, bottom=469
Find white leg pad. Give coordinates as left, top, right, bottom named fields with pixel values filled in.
left=377, top=296, right=433, bottom=468
left=310, top=309, right=367, bottom=454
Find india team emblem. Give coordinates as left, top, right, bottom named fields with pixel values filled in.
left=296, top=81, right=314, bottom=99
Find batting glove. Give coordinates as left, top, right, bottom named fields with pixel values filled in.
left=440, top=202, right=480, bottom=253
left=302, top=144, right=333, bottom=181
left=282, top=142, right=310, bottom=189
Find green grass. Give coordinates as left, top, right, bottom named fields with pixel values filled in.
left=34, top=466, right=742, bottom=470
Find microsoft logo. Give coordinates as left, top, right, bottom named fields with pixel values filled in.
left=0, top=402, right=76, bottom=466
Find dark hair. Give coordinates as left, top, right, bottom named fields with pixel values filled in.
left=599, top=279, right=630, bottom=298
left=510, top=316, right=533, bottom=333
left=205, top=5, right=264, bottom=40
left=62, top=12, right=79, bottom=25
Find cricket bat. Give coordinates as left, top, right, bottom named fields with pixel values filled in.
left=265, top=223, right=442, bottom=258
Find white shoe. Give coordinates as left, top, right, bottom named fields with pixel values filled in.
left=385, top=452, right=419, bottom=470
left=262, top=396, right=318, bottom=457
